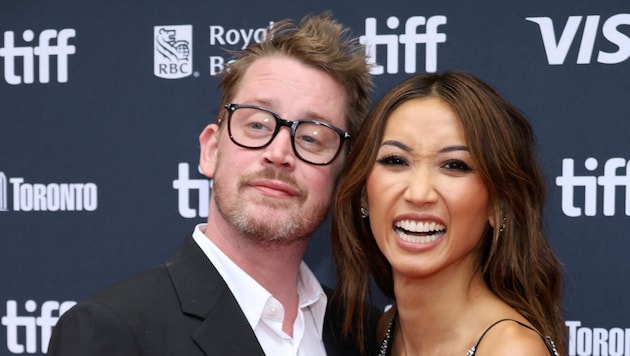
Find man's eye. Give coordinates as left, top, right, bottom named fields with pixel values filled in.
left=249, top=122, right=267, bottom=130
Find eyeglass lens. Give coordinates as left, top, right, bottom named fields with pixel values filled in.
left=228, top=106, right=343, bottom=165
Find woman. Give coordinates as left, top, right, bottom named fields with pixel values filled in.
left=331, top=70, right=566, bottom=355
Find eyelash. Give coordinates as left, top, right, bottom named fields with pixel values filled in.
left=376, top=155, right=474, bottom=173
left=376, top=154, right=408, bottom=167
left=443, top=159, right=473, bottom=172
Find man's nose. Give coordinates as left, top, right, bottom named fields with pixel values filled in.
left=261, top=127, right=296, bottom=168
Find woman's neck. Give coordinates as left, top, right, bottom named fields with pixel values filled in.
left=391, top=269, right=493, bottom=355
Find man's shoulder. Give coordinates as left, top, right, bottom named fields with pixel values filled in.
left=69, top=235, right=220, bottom=318
left=71, top=264, right=174, bottom=318
left=97, top=264, right=171, bottom=297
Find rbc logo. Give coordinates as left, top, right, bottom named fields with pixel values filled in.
left=360, top=15, right=447, bottom=75
left=154, top=25, right=193, bottom=79
left=527, top=14, right=630, bottom=65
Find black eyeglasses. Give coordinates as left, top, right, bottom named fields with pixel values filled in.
left=224, top=103, right=351, bottom=166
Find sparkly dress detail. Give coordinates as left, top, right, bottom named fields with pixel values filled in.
left=378, top=315, right=560, bottom=356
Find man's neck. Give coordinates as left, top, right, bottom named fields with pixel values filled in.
left=202, top=218, right=311, bottom=336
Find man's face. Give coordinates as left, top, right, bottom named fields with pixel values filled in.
left=200, top=55, right=348, bottom=245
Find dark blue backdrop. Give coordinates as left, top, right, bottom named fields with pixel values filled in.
left=2, top=1, right=629, bottom=355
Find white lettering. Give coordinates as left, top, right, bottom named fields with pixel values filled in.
left=83, top=183, right=98, bottom=211
left=599, top=14, right=630, bottom=64
left=209, top=22, right=272, bottom=50
left=527, top=14, right=630, bottom=65
left=225, top=29, right=240, bottom=45
left=556, top=157, right=630, bottom=217
left=209, top=25, right=226, bottom=45
left=172, top=162, right=211, bottom=218
left=253, top=27, right=267, bottom=43
left=207, top=22, right=272, bottom=75
left=566, top=320, right=630, bottom=356
left=209, top=56, right=225, bottom=75
left=19, top=181, right=33, bottom=211
left=360, top=15, right=447, bottom=75
left=0, top=28, right=76, bottom=85
left=2, top=299, right=76, bottom=354
left=0, top=172, right=7, bottom=211
left=8, top=178, right=98, bottom=212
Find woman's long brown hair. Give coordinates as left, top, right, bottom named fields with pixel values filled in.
left=331, top=70, right=566, bottom=355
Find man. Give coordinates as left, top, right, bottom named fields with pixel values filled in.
left=48, top=13, right=377, bottom=356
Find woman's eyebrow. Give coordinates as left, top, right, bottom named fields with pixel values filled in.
left=381, top=140, right=412, bottom=152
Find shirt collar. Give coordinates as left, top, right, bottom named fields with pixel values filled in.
left=192, top=223, right=327, bottom=338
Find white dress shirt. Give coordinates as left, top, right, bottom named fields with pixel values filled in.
left=192, top=224, right=328, bottom=356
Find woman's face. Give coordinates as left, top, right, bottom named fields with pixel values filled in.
left=365, top=97, right=494, bottom=280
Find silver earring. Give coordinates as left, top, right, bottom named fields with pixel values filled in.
left=499, top=216, right=507, bottom=233
left=360, top=206, right=369, bottom=219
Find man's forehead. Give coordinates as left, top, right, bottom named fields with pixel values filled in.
left=234, top=57, right=348, bottom=128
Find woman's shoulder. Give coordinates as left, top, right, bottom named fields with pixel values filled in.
left=472, top=319, right=556, bottom=356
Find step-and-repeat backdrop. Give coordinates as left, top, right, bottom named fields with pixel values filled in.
left=1, top=0, right=628, bottom=355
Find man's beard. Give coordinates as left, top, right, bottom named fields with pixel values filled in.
left=213, top=167, right=329, bottom=246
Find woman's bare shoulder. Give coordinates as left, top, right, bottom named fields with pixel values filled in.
left=475, top=319, right=551, bottom=356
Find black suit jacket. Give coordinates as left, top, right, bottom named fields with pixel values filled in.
left=48, top=236, right=379, bottom=355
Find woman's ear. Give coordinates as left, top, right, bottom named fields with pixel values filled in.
left=488, top=201, right=498, bottom=228
left=360, top=185, right=370, bottom=218
left=360, top=185, right=368, bottom=208
left=198, top=123, right=220, bottom=178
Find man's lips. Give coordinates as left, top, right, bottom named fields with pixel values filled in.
left=248, top=179, right=301, bottom=197
left=238, top=168, right=307, bottom=202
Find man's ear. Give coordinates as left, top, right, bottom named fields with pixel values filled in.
left=199, top=123, right=220, bottom=178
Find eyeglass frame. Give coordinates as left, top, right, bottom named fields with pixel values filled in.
left=223, top=103, right=351, bottom=166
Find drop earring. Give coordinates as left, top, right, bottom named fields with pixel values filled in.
left=499, top=216, right=507, bottom=234
left=360, top=206, right=369, bottom=219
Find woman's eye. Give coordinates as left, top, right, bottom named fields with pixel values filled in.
left=443, top=160, right=472, bottom=172
left=377, top=155, right=408, bottom=167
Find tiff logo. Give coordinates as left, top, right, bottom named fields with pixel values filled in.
left=556, top=157, right=630, bottom=217
left=527, top=14, right=630, bottom=65
left=0, top=172, right=7, bottom=211
left=0, top=29, right=76, bottom=85
left=172, top=162, right=211, bottom=218
left=154, top=25, right=193, bottom=79
left=360, top=15, right=447, bottom=75
left=1, top=299, right=75, bottom=354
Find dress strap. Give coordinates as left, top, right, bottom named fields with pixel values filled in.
left=466, top=319, right=559, bottom=356
left=377, top=313, right=396, bottom=356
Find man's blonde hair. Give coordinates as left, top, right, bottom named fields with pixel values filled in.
left=217, top=12, right=373, bottom=137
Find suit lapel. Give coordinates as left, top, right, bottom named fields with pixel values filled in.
left=165, top=236, right=266, bottom=356
left=193, top=292, right=267, bottom=355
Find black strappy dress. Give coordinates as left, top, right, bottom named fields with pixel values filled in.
left=377, top=315, right=560, bottom=356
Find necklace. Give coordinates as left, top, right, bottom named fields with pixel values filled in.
left=378, top=315, right=394, bottom=356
